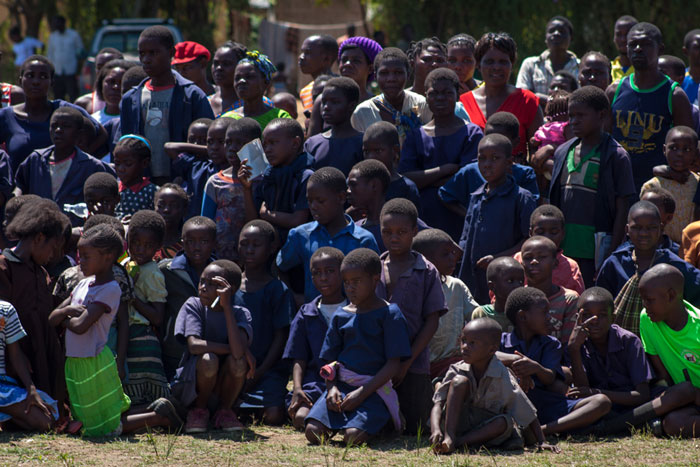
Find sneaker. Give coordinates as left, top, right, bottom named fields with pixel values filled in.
left=185, top=408, right=209, bottom=434
left=213, top=408, right=244, bottom=432
left=148, top=397, right=184, bottom=431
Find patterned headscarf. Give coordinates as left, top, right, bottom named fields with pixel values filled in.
left=239, top=50, right=276, bottom=83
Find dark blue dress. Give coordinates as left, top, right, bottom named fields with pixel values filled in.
left=304, top=133, right=364, bottom=177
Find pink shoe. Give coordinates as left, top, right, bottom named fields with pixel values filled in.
left=213, top=408, right=244, bottom=432
left=185, top=408, right=209, bottom=434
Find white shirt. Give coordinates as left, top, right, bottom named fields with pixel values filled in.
left=12, top=37, right=43, bottom=66
left=47, top=29, right=83, bottom=75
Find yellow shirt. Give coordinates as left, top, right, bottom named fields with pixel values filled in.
left=611, top=56, right=634, bottom=82
left=641, top=173, right=700, bottom=244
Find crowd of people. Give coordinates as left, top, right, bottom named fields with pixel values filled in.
left=0, top=12, right=696, bottom=455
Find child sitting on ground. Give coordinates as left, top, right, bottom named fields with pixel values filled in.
left=640, top=186, right=680, bottom=254
left=277, top=167, right=378, bottom=303
left=304, top=77, right=363, bottom=176
left=173, top=260, right=253, bottom=433
left=458, top=133, right=536, bottom=304
left=153, top=183, right=189, bottom=261
left=284, top=247, right=347, bottom=431
left=412, top=228, right=479, bottom=380
left=471, top=257, right=525, bottom=333
left=83, top=172, right=120, bottom=218
left=376, top=198, right=446, bottom=434
left=202, top=118, right=260, bottom=261
left=362, top=121, right=421, bottom=211
left=430, top=318, right=558, bottom=454
left=304, top=248, right=412, bottom=446
left=113, top=135, right=158, bottom=218
left=122, top=210, right=170, bottom=405
left=159, top=216, right=217, bottom=380
left=14, top=107, right=113, bottom=226
left=236, top=220, right=295, bottom=425
left=514, top=205, right=584, bottom=294
left=520, top=236, right=579, bottom=344
left=239, top=118, right=313, bottom=244
left=641, top=126, right=700, bottom=244
left=498, top=287, right=612, bottom=435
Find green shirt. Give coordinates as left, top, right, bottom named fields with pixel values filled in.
left=221, top=106, right=292, bottom=131
left=471, top=304, right=513, bottom=333
left=640, top=300, right=700, bottom=387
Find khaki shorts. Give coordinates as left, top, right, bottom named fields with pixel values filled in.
left=455, top=406, right=523, bottom=450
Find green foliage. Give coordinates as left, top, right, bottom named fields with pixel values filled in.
left=369, top=0, right=700, bottom=70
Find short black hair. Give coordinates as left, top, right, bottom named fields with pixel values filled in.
left=4, top=194, right=42, bottom=228
left=121, top=66, right=148, bottom=94
left=505, top=286, right=548, bottom=326
left=640, top=185, right=676, bottom=214
left=210, top=116, right=235, bottom=133
left=374, top=47, right=409, bottom=74
left=241, top=219, right=277, bottom=246
left=666, top=125, right=699, bottom=145
left=312, top=74, right=334, bottom=101
left=114, top=135, right=151, bottom=161
left=408, top=37, right=446, bottom=67
left=363, top=121, right=399, bottom=147
left=474, top=32, right=516, bottom=64
left=412, top=228, right=453, bottom=256
left=484, top=112, right=520, bottom=140
left=51, top=106, right=84, bottom=129
left=7, top=199, right=68, bottom=240
left=425, top=67, right=460, bottom=93
left=308, top=35, right=339, bottom=60
left=351, top=159, right=391, bottom=193
left=97, top=47, right=123, bottom=59
left=479, top=133, right=512, bottom=157
left=580, top=51, right=611, bottom=71
left=208, top=259, right=243, bottom=290
left=548, top=15, right=573, bottom=36
left=447, top=34, right=477, bottom=53
left=380, top=197, right=418, bottom=227
left=80, top=224, right=124, bottom=260
left=127, top=209, right=166, bottom=245
left=324, top=77, right=360, bottom=104
left=522, top=235, right=558, bottom=257
left=217, top=40, right=247, bottom=62
left=486, top=256, right=523, bottom=282
left=155, top=183, right=189, bottom=210
left=189, top=118, right=213, bottom=131
left=568, top=85, right=610, bottom=112
left=465, top=317, right=502, bottom=347
left=341, top=247, right=381, bottom=276
left=84, top=172, right=118, bottom=197
left=310, top=246, right=345, bottom=269
left=530, top=204, right=565, bottom=228
left=95, top=59, right=138, bottom=101
left=266, top=118, right=305, bottom=144
left=616, top=15, right=638, bottom=26
left=553, top=70, right=578, bottom=91
left=228, top=117, right=262, bottom=142
left=182, top=215, right=217, bottom=238
left=659, top=55, right=687, bottom=77
left=139, top=25, right=175, bottom=49
left=628, top=200, right=661, bottom=222
left=308, top=166, right=347, bottom=194
left=684, top=29, right=700, bottom=49
left=578, top=286, right=614, bottom=310
left=83, top=213, right=126, bottom=239
left=629, top=22, right=663, bottom=46
left=20, top=55, right=54, bottom=78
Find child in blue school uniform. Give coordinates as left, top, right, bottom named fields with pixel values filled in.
left=14, top=107, right=113, bottom=226
left=375, top=198, right=446, bottom=435
left=457, top=133, right=536, bottom=304
left=304, top=77, right=363, bottom=176
left=276, top=167, right=379, bottom=304
left=305, top=248, right=412, bottom=446
left=497, top=287, right=611, bottom=435
left=120, top=26, right=214, bottom=184
left=400, top=68, right=483, bottom=241
left=235, top=220, right=296, bottom=425
left=113, top=135, right=159, bottom=218
left=284, top=247, right=347, bottom=431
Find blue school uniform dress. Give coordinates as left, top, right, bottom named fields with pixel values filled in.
left=0, top=100, right=103, bottom=172
left=386, top=176, right=422, bottom=213
left=439, top=162, right=540, bottom=207
left=282, top=296, right=333, bottom=406
left=0, top=150, right=13, bottom=227
left=458, top=175, right=536, bottom=303
left=399, top=124, right=482, bottom=241
left=14, top=145, right=114, bottom=226
left=276, top=215, right=379, bottom=302
left=500, top=331, right=577, bottom=424
left=255, top=152, right=314, bottom=244
left=235, top=279, right=295, bottom=409
left=305, top=304, right=412, bottom=434
left=304, top=133, right=363, bottom=177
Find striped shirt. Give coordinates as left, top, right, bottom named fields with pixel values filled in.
left=0, top=301, right=26, bottom=375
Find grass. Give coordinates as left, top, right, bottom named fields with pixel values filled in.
left=0, top=426, right=698, bottom=466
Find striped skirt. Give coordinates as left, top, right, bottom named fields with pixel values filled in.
left=123, top=324, right=170, bottom=405
left=65, top=347, right=131, bottom=436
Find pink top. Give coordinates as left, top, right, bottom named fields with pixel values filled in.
left=514, top=250, right=585, bottom=294
left=534, top=121, right=569, bottom=148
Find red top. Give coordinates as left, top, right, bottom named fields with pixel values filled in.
left=459, top=88, right=539, bottom=155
